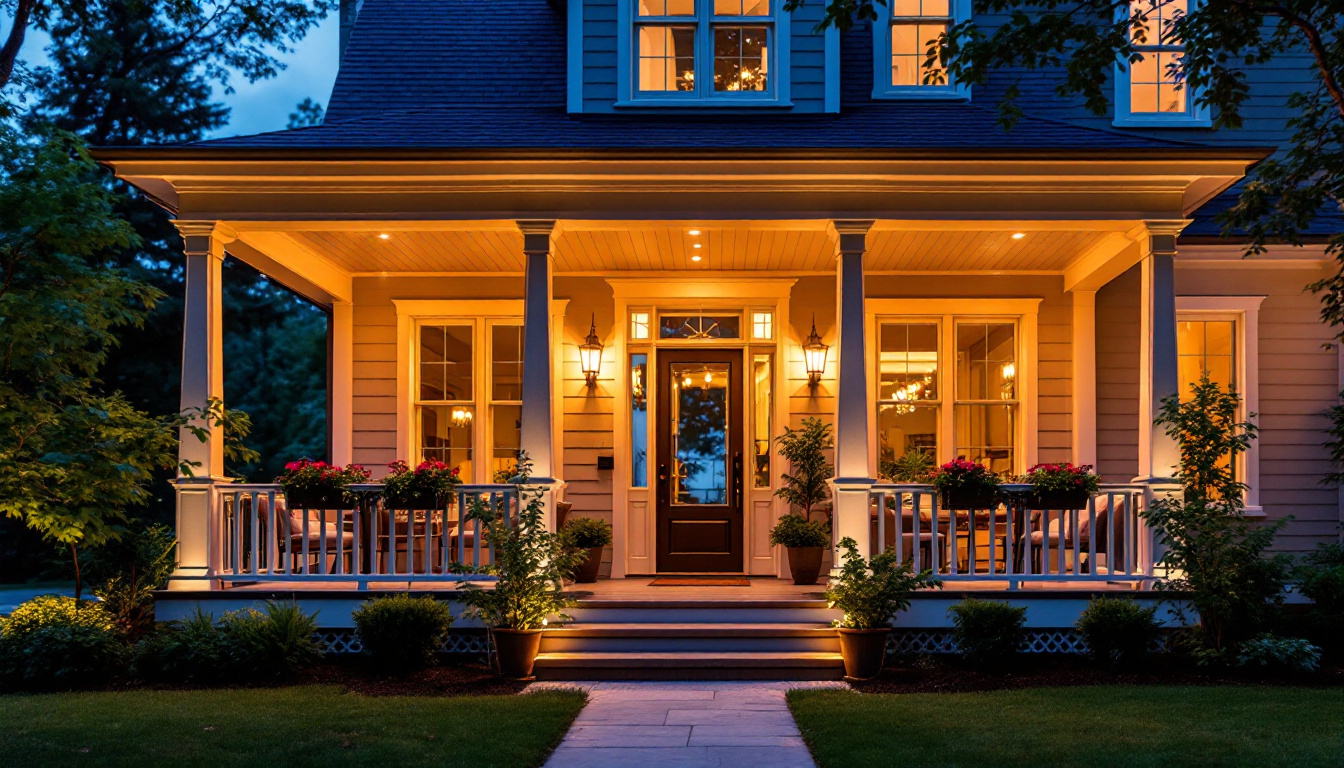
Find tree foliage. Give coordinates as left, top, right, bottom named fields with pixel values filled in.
left=774, top=416, right=835, bottom=524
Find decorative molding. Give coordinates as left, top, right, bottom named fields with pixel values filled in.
left=606, top=277, right=797, bottom=301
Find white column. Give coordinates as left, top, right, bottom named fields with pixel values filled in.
left=1136, top=224, right=1183, bottom=485
left=829, top=220, right=875, bottom=570
left=1071, top=290, right=1097, bottom=468
left=330, top=301, right=354, bottom=465
left=171, top=222, right=231, bottom=587
left=518, top=220, right=558, bottom=484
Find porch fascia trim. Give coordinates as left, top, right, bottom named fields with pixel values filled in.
left=606, top=277, right=797, bottom=301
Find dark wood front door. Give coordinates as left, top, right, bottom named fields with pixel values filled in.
left=656, top=349, right=744, bottom=573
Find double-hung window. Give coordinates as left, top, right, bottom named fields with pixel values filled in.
left=628, top=0, right=782, bottom=103
left=1115, top=0, right=1209, bottom=126
left=873, top=0, right=967, bottom=99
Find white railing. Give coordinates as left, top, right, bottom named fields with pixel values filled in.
left=209, top=483, right=521, bottom=585
left=867, top=483, right=1154, bottom=585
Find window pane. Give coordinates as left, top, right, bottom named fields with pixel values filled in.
left=877, top=404, right=938, bottom=480
left=659, top=313, right=741, bottom=339
left=891, top=22, right=946, bottom=86
left=954, top=404, right=1015, bottom=475
left=640, top=0, right=695, bottom=15
left=491, top=404, right=522, bottom=481
left=631, top=311, right=651, bottom=340
left=638, top=26, right=696, bottom=92
left=631, top=354, right=649, bottom=488
left=715, top=0, right=770, bottom=15
left=880, top=322, right=939, bottom=403
left=956, top=322, right=1016, bottom=401
left=491, top=324, right=523, bottom=401
left=893, top=0, right=949, bottom=16
left=753, top=354, right=772, bottom=489
left=751, top=311, right=773, bottom=340
left=419, top=325, right=472, bottom=402
left=1178, top=319, right=1236, bottom=399
left=713, top=26, right=769, bottom=92
left=420, top=405, right=473, bottom=477
left=671, top=362, right=731, bottom=505
left=1130, top=0, right=1186, bottom=45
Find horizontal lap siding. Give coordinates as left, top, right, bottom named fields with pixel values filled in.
left=1176, top=260, right=1341, bottom=553
left=1096, top=265, right=1141, bottom=484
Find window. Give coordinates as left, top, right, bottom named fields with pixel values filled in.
left=630, top=310, right=651, bottom=340
left=489, top=323, right=524, bottom=481
left=877, top=323, right=940, bottom=477
left=417, top=324, right=475, bottom=478
left=625, top=0, right=784, bottom=104
left=1177, top=318, right=1234, bottom=398
left=631, top=353, right=649, bottom=487
left=874, top=0, right=967, bottom=99
left=1115, top=0, right=1209, bottom=126
left=954, top=322, right=1017, bottom=475
left=753, top=353, right=773, bottom=488
left=751, top=311, right=774, bottom=341
left=659, top=312, right=742, bottom=339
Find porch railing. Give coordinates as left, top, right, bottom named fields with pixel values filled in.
left=867, top=483, right=1154, bottom=585
left=209, top=483, right=522, bottom=585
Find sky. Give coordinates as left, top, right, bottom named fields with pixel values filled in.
left=14, top=14, right=341, bottom=139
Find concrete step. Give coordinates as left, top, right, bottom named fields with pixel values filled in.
left=567, top=600, right=838, bottom=624
left=540, top=622, right=841, bottom=653
left=533, top=651, right=846, bottom=681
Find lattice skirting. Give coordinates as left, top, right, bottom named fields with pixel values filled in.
left=316, top=629, right=490, bottom=655
left=890, top=629, right=1090, bottom=655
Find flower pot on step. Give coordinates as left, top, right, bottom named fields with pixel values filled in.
left=837, top=628, right=891, bottom=680
left=492, top=628, right=544, bottom=679
left=786, top=546, right=825, bottom=586
left=573, top=546, right=604, bottom=583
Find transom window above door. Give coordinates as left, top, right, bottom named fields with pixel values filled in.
left=627, top=0, right=783, bottom=103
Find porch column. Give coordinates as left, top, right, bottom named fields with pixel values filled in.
left=518, top=220, right=558, bottom=487
left=1136, top=222, right=1186, bottom=485
left=829, top=220, right=875, bottom=572
left=171, top=221, right=232, bottom=587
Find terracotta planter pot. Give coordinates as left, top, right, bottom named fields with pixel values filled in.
left=786, top=546, right=825, bottom=586
left=837, top=628, right=891, bottom=680
left=573, top=546, right=604, bottom=583
left=492, top=628, right=544, bottom=679
left=1025, top=489, right=1091, bottom=511
left=939, top=488, right=999, bottom=511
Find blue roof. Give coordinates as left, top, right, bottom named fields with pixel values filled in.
left=190, top=0, right=1197, bottom=153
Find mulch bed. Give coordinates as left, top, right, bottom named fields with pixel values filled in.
left=299, top=656, right=529, bottom=697
left=850, top=655, right=1344, bottom=695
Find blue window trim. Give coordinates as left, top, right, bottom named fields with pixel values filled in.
left=1112, top=1, right=1211, bottom=128
left=616, top=0, right=792, bottom=108
left=872, top=0, right=970, bottom=101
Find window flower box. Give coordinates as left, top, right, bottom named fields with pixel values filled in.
left=1021, top=463, right=1100, bottom=511
left=931, top=459, right=1001, bottom=510
left=380, top=460, right=461, bottom=511
left=277, top=460, right=370, bottom=510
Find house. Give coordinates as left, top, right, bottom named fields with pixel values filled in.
left=96, top=0, right=1341, bottom=677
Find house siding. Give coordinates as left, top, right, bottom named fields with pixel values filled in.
left=1095, top=264, right=1141, bottom=485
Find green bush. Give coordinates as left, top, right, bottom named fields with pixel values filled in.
left=86, top=523, right=177, bottom=640
left=133, top=610, right=233, bottom=685
left=948, top=598, right=1026, bottom=669
left=826, top=537, right=939, bottom=629
left=352, top=594, right=454, bottom=672
left=223, top=602, right=323, bottom=680
left=769, top=514, right=830, bottom=549
left=1, top=595, right=114, bottom=640
left=561, top=516, right=613, bottom=549
left=0, top=624, right=127, bottom=690
left=1075, top=596, right=1161, bottom=668
left=1296, top=542, right=1344, bottom=616
left=1236, top=633, right=1322, bottom=673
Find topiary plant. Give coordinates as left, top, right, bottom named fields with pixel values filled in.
left=948, top=598, right=1026, bottom=669
left=352, top=594, right=455, bottom=672
left=1075, top=596, right=1161, bottom=669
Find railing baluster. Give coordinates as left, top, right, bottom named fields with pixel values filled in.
left=1087, top=496, right=1097, bottom=576
left=230, top=493, right=242, bottom=575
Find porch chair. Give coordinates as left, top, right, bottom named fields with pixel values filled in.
left=278, top=503, right=356, bottom=575
left=953, top=506, right=1012, bottom=574
left=1027, top=495, right=1125, bottom=575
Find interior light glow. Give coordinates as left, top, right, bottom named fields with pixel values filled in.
left=1011, top=232, right=1025, bottom=240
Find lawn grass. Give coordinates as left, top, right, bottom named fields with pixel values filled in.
left=0, top=685, right=586, bottom=768
left=789, top=685, right=1344, bottom=768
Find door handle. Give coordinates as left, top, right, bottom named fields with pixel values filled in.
left=657, top=464, right=669, bottom=503
left=732, top=452, right=743, bottom=511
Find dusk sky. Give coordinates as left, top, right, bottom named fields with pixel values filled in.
left=16, top=15, right=341, bottom=140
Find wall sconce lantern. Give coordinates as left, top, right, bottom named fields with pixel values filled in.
left=579, top=315, right=604, bottom=388
left=803, top=316, right=828, bottom=388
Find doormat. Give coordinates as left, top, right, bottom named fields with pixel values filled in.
left=648, top=577, right=751, bottom=587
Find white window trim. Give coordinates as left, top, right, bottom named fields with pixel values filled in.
left=393, top=299, right=568, bottom=484
left=1176, top=295, right=1264, bottom=514
left=616, top=0, right=793, bottom=107
left=866, top=298, right=1041, bottom=475
left=872, top=0, right=970, bottom=101
left=1113, top=1, right=1211, bottom=127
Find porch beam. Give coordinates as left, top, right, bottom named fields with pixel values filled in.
left=1135, top=221, right=1187, bottom=484
left=231, top=231, right=353, bottom=306
left=518, top=220, right=558, bottom=484
left=1063, top=226, right=1145, bottom=293
left=828, top=220, right=875, bottom=571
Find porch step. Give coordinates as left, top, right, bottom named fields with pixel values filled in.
left=533, top=651, right=845, bottom=681
left=540, top=622, right=840, bottom=653
left=567, top=599, right=836, bottom=625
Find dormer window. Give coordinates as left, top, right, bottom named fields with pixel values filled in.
left=1114, top=0, right=1210, bottom=126
left=873, top=0, right=968, bottom=99
left=620, top=0, right=788, bottom=106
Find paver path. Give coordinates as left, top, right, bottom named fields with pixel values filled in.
left=530, top=680, right=846, bottom=768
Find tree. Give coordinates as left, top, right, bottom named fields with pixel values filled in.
left=288, top=97, right=325, bottom=129
left=774, top=417, right=835, bottom=525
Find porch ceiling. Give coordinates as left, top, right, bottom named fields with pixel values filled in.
left=263, top=222, right=1121, bottom=276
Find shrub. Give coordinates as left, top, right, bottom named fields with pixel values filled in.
left=352, top=594, right=454, bottom=672
left=1, top=595, right=114, bottom=640
left=1296, top=542, right=1344, bottom=616
left=948, top=598, right=1026, bottom=669
left=880, top=448, right=934, bottom=483
left=0, top=625, right=127, bottom=691
left=133, top=610, right=233, bottom=685
left=826, top=537, right=939, bottom=630
left=85, top=523, right=177, bottom=640
left=769, top=514, right=829, bottom=549
left=1236, top=633, right=1322, bottom=673
left=222, top=602, right=323, bottom=680
left=562, top=516, right=613, bottom=549
left=1075, top=596, right=1161, bottom=668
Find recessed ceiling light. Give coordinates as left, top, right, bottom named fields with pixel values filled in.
left=691, top=255, right=702, bottom=262
left=688, top=229, right=702, bottom=236
left=1011, top=232, right=1025, bottom=240
left=378, top=233, right=391, bottom=240
left=693, top=243, right=702, bottom=249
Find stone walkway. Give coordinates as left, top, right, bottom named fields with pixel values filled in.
left=529, top=680, right=847, bottom=768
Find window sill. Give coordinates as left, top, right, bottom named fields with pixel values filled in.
left=615, top=98, right=794, bottom=109
left=1113, top=114, right=1212, bottom=129
left=871, top=88, right=969, bottom=102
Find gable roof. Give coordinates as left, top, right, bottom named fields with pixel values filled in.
left=185, top=0, right=1202, bottom=153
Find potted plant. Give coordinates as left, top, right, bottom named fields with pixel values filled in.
left=1022, top=462, right=1099, bottom=510
left=276, top=459, right=370, bottom=509
left=931, top=459, right=1000, bottom=510
left=773, top=417, right=834, bottom=582
left=381, top=459, right=461, bottom=510
left=769, top=514, right=829, bottom=585
left=880, top=448, right=935, bottom=484
left=458, top=455, right=582, bottom=679
left=827, top=536, right=940, bottom=680
left=561, top=516, right=612, bottom=584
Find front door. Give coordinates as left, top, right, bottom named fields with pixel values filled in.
left=656, top=349, right=744, bottom=573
